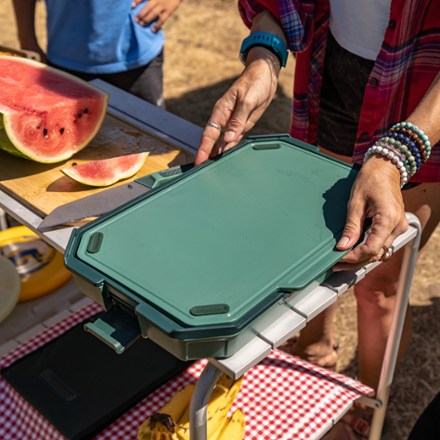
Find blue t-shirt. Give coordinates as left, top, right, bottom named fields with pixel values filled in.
left=45, top=0, right=164, bottom=74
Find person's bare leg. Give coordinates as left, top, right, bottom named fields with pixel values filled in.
left=285, top=305, right=338, bottom=368
left=356, top=182, right=440, bottom=389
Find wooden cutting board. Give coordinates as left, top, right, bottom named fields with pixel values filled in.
left=0, top=114, right=194, bottom=217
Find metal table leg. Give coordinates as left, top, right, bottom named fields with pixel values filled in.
left=189, top=362, right=223, bottom=440
left=368, top=213, right=422, bottom=440
left=0, top=208, right=7, bottom=230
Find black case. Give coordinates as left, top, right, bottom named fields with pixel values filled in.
left=1, top=313, right=192, bottom=440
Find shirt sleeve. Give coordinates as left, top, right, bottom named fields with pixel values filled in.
left=238, top=0, right=314, bottom=53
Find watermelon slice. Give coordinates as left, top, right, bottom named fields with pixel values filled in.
left=0, top=56, right=108, bottom=163
left=61, top=152, right=149, bottom=187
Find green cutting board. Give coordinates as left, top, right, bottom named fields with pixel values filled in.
left=67, top=135, right=358, bottom=334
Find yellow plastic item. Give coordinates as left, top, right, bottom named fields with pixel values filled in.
left=0, top=226, right=71, bottom=302
left=0, top=255, right=20, bottom=323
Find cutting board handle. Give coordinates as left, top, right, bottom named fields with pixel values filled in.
left=135, top=162, right=195, bottom=189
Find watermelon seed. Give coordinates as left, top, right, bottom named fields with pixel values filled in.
left=43, top=128, right=48, bottom=137
left=83, top=108, right=89, bottom=114
left=59, top=128, right=65, bottom=135
left=77, top=112, right=82, bottom=119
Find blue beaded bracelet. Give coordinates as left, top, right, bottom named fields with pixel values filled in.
left=389, top=126, right=428, bottom=160
left=391, top=121, right=432, bottom=161
left=386, top=132, right=422, bottom=170
left=376, top=137, right=415, bottom=177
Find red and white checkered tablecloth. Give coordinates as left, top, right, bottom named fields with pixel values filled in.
left=0, top=303, right=373, bottom=440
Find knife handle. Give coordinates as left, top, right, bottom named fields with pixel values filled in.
left=135, top=162, right=194, bottom=189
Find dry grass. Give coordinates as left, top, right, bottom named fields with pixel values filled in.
left=1, top=0, right=440, bottom=438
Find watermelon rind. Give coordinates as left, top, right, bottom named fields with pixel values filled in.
left=61, top=152, right=149, bottom=187
left=0, top=56, right=108, bottom=163
left=0, top=117, right=22, bottom=157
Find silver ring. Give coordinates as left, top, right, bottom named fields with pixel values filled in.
left=379, top=245, right=393, bottom=262
left=206, top=121, right=223, bottom=132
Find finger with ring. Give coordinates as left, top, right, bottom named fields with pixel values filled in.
left=379, top=244, right=393, bottom=262
left=206, top=121, right=224, bottom=133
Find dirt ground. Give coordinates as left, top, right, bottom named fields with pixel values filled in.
left=1, top=0, right=440, bottom=438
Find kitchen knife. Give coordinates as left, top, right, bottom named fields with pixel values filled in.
left=38, top=162, right=194, bottom=231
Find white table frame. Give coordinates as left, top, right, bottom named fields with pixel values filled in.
left=0, top=81, right=422, bottom=440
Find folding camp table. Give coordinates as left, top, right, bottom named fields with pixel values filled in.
left=190, top=214, right=421, bottom=440
left=0, top=81, right=421, bottom=440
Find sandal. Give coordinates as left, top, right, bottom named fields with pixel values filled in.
left=322, top=406, right=372, bottom=440
left=279, top=336, right=339, bottom=371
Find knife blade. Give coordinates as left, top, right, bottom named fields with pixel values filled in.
left=38, top=162, right=194, bottom=231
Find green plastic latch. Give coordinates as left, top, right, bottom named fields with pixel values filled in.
left=83, top=307, right=141, bottom=354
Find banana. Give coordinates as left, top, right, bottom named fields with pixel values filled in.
left=156, top=383, right=195, bottom=422
left=175, top=374, right=244, bottom=440
left=218, top=409, right=246, bottom=440
left=208, top=412, right=230, bottom=440
left=138, top=383, right=195, bottom=440
left=138, top=374, right=244, bottom=440
left=176, top=396, right=191, bottom=426
left=175, top=400, right=230, bottom=440
left=150, top=420, right=179, bottom=440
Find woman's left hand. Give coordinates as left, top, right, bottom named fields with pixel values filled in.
left=133, top=0, right=182, bottom=31
left=332, top=156, right=409, bottom=270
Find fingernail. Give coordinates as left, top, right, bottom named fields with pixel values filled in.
left=224, top=130, right=235, bottom=142
left=337, top=236, right=350, bottom=248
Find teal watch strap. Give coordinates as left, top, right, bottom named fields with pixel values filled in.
left=239, top=32, right=288, bottom=68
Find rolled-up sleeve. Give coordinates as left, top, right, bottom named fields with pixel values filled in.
left=238, top=0, right=314, bottom=53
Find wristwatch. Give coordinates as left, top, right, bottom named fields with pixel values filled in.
left=239, top=32, right=288, bottom=68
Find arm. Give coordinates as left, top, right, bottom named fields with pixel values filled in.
left=406, top=72, right=440, bottom=142
left=195, top=10, right=287, bottom=165
left=333, top=72, right=440, bottom=270
left=132, top=0, right=183, bottom=32
left=12, top=0, right=46, bottom=61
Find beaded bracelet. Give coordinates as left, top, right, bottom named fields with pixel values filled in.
left=391, top=127, right=428, bottom=159
left=363, top=142, right=409, bottom=187
left=375, top=138, right=413, bottom=177
left=364, top=121, right=432, bottom=187
left=384, top=133, right=422, bottom=172
left=391, top=121, right=432, bottom=162
left=388, top=127, right=427, bottom=160
left=387, top=131, right=421, bottom=158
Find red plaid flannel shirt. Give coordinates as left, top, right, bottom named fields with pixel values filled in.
left=239, top=0, right=440, bottom=182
